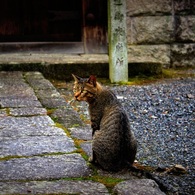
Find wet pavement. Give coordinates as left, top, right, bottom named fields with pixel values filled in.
left=0, top=71, right=167, bottom=195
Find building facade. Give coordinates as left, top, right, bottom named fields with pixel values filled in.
left=0, top=0, right=194, bottom=75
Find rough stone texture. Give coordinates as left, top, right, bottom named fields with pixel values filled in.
left=128, top=45, right=170, bottom=68
left=9, top=107, right=47, bottom=116
left=0, top=108, right=7, bottom=117
left=174, top=0, right=195, bottom=14
left=0, top=136, right=76, bottom=158
left=69, top=126, right=92, bottom=140
left=0, top=126, right=66, bottom=137
left=176, top=15, right=195, bottom=42
left=80, top=141, right=92, bottom=157
left=0, top=116, right=55, bottom=129
left=114, top=179, right=166, bottom=195
left=25, top=73, right=56, bottom=90
left=24, top=72, right=70, bottom=108
left=126, top=0, right=195, bottom=69
left=34, top=89, right=62, bottom=99
left=127, top=16, right=174, bottom=44
left=171, top=43, right=195, bottom=67
left=38, top=96, right=67, bottom=108
left=51, top=107, right=84, bottom=128
left=126, top=0, right=172, bottom=16
left=108, top=0, right=128, bottom=83
left=0, top=98, right=42, bottom=108
left=0, top=180, right=109, bottom=195
left=0, top=154, right=91, bottom=181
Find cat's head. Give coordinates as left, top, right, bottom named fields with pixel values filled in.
left=72, top=74, right=102, bottom=102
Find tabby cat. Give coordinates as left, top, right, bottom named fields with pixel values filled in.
left=72, top=74, right=137, bottom=171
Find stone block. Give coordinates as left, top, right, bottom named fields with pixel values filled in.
left=0, top=136, right=76, bottom=158
left=171, top=43, right=195, bottom=68
left=0, top=98, right=42, bottom=108
left=114, top=179, right=165, bottom=195
left=51, top=107, right=84, bottom=128
left=0, top=180, right=109, bottom=195
left=126, top=0, right=172, bottom=16
left=0, top=126, right=66, bottom=137
left=9, top=107, right=47, bottom=116
left=80, top=141, right=92, bottom=157
left=127, top=16, right=174, bottom=44
left=69, top=126, right=92, bottom=140
left=128, top=45, right=170, bottom=67
left=176, top=15, right=195, bottom=42
left=174, top=0, right=195, bottom=14
left=0, top=116, right=54, bottom=129
left=0, top=154, right=91, bottom=181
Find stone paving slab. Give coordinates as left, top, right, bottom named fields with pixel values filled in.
left=0, top=136, right=76, bottom=158
left=0, top=180, right=109, bottom=195
left=0, top=116, right=55, bottom=129
left=25, top=72, right=56, bottom=90
left=113, top=179, right=165, bottom=195
left=0, top=71, right=167, bottom=194
left=0, top=98, right=42, bottom=108
left=69, top=126, right=92, bottom=140
left=9, top=107, right=47, bottom=116
left=0, top=154, right=91, bottom=181
left=51, top=107, right=84, bottom=128
left=0, top=126, right=66, bottom=137
left=80, top=141, right=92, bottom=157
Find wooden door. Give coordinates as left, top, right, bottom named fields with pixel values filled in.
left=0, top=0, right=82, bottom=42
left=83, top=0, right=108, bottom=53
left=0, top=0, right=107, bottom=54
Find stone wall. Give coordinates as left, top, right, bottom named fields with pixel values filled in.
left=126, top=0, right=195, bottom=69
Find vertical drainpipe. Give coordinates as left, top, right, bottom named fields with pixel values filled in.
left=108, top=0, right=128, bottom=83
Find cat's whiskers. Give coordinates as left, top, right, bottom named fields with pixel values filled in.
left=69, top=98, right=76, bottom=105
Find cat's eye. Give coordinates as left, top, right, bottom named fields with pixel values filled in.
left=73, top=85, right=83, bottom=93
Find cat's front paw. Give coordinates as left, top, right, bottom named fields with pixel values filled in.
left=88, top=156, right=94, bottom=163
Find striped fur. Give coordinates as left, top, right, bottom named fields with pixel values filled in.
left=72, top=74, right=137, bottom=171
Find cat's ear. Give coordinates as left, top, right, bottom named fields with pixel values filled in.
left=72, top=74, right=81, bottom=82
left=88, top=75, right=96, bottom=87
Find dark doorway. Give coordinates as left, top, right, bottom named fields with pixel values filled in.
left=0, top=0, right=82, bottom=42
left=0, top=0, right=107, bottom=54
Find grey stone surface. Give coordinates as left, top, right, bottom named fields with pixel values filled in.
left=0, top=108, right=7, bottom=117
left=126, top=0, right=172, bottom=16
left=0, top=136, right=76, bottom=158
left=0, top=180, right=109, bottom=195
left=25, top=72, right=68, bottom=109
left=0, top=126, right=66, bottom=137
left=176, top=16, right=195, bottom=42
left=174, top=0, right=195, bottom=14
left=127, top=16, right=174, bottom=44
left=0, top=74, right=37, bottom=100
left=80, top=141, right=92, bottom=157
left=38, top=96, right=67, bottom=108
left=34, top=89, right=62, bottom=99
left=128, top=45, right=170, bottom=68
left=9, top=107, right=47, bottom=116
left=69, top=126, right=92, bottom=140
left=51, top=107, right=84, bottom=128
left=113, top=179, right=165, bottom=195
left=0, top=71, right=23, bottom=79
left=25, top=75, right=56, bottom=90
left=0, top=154, right=91, bottom=181
left=125, top=0, right=195, bottom=69
left=0, top=98, right=42, bottom=108
left=0, top=116, right=55, bottom=129
left=0, top=71, right=174, bottom=194
left=171, top=43, right=195, bottom=68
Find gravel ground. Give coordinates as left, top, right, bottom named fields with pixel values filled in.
left=52, top=76, right=195, bottom=194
